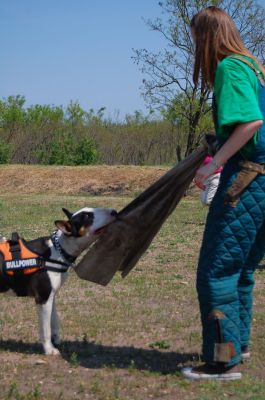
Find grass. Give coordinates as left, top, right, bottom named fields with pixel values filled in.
left=0, top=188, right=264, bottom=399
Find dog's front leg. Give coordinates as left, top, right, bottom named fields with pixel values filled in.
left=37, top=291, right=60, bottom=355
left=51, top=296, right=60, bottom=347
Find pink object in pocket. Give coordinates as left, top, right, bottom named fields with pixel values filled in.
left=203, top=156, right=223, bottom=174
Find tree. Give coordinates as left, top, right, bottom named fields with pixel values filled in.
left=133, top=0, right=265, bottom=158
left=0, top=95, right=26, bottom=139
left=66, top=100, right=87, bottom=127
left=162, top=92, right=213, bottom=161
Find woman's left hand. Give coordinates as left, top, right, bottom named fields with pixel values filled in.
left=194, top=163, right=217, bottom=190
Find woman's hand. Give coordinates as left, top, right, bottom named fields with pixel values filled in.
left=194, top=162, right=217, bottom=190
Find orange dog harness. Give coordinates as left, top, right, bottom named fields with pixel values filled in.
left=0, top=233, right=43, bottom=276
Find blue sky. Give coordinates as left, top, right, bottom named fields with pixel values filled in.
left=1, top=1, right=265, bottom=120
left=1, top=0, right=167, bottom=120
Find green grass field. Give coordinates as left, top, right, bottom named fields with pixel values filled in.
left=0, top=192, right=264, bottom=399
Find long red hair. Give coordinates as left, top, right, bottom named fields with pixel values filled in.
left=190, top=6, right=265, bottom=87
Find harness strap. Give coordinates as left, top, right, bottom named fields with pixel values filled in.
left=44, top=258, right=71, bottom=273
left=229, top=55, right=265, bottom=87
left=9, top=232, right=21, bottom=260
left=44, top=265, right=69, bottom=273
left=47, top=258, right=71, bottom=266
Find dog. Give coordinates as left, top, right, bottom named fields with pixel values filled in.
left=0, top=207, right=117, bottom=355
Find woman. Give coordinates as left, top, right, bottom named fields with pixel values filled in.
left=182, top=6, right=265, bottom=380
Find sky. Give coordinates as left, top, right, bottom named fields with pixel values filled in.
left=1, top=1, right=265, bottom=121
left=0, top=0, right=168, bottom=120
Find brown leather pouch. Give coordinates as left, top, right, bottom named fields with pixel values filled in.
left=225, top=161, right=265, bottom=207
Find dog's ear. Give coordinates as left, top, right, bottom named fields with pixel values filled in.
left=62, top=208, right=73, bottom=220
left=54, top=220, right=72, bottom=235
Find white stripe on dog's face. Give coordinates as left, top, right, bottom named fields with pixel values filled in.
left=72, top=207, right=95, bottom=217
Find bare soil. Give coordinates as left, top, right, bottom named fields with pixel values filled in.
left=0, top=165, right=168, bottom=195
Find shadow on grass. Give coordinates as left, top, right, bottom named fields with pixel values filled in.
left=0, top=339, right=200, bottom=374
left=0, top=339, right=42, bottom=354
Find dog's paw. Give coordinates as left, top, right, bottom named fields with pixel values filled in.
left=46, top=347, right=60, bottom=356
left=43, top=344, right=60, bottom=356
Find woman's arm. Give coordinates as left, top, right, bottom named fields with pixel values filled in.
left=194, top=120, right=263, bottom=189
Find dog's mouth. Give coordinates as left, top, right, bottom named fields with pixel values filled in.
left=94, top=225, right=109, bottom=235
left=93, top=215, right=118, bottom=236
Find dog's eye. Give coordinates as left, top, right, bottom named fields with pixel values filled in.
left=69, top=212, right=94, bottom=236
left=83, top=212, right=94, bottom=225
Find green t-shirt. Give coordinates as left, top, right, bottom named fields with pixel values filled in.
left=214, top=55, right=263, bottom=158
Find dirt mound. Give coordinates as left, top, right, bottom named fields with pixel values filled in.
left=0, top=165, right=169, bottom=195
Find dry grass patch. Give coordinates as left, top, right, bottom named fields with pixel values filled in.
left=0, top=165, right=168, bottom=196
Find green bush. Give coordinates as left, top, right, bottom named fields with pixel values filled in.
left=74, top=138, right=99, bottom=165
left=35, top=132, right=99, bottom=165
left=0, top=141, right=12, bottom=164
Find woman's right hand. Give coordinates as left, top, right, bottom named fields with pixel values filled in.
left=194, top=162, right=217, bottom=190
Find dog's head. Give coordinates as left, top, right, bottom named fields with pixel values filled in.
left=55, top=207, right=118, bottom=240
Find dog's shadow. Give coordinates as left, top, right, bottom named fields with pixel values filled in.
left=0, top=339, right=200, bottom=374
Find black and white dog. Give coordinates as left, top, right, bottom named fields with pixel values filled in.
left=0, top=207, right=117, bottom=355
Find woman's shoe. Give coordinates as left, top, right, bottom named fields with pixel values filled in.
left=241, top=348, right=251, bottom=360
left=181, top=363, right=242, bottom=381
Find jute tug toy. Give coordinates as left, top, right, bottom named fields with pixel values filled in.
left=74, top=138, right=215, bottom=286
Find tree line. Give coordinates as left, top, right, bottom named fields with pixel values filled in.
left=0, top=95, right=196, bottom=166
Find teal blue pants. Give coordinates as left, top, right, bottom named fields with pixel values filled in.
left=197, top=158, right=265, bottom=366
